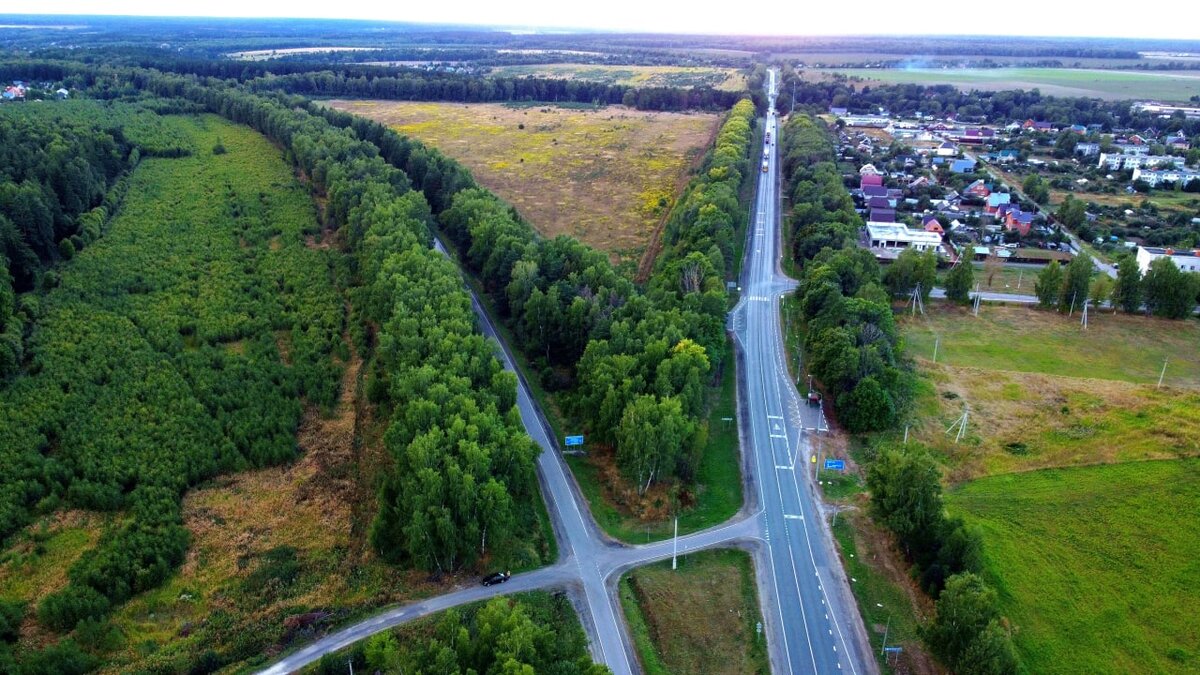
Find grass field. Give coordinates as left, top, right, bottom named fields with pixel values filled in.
left=806, top=67, right=1200, bottom=101
left=946, top=460, right=1200, bottom=674
left=619, top=548, right=768, bottom=675
left=935, top=263, right=1035, bottom=295
left=490, top=63, right=747, bottom=91
left=902, top=304, right=1200, bottom=388
left=327, top=100, right=720, bottom=267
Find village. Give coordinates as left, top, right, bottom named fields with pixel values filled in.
left=829, top=102, right=1200, bottom=287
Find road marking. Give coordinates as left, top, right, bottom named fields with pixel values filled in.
left=767, top=415, right=784, bottom=420
left=775, top=465, right=792, bottom=470
left=784, top=514, right=804, bottom=520
left=769, top=433, right=787, bottom=439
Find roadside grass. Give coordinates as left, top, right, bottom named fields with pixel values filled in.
left=618, top=548, right=768, bottom=675
left=807, top=67, right=1200, bottom=102
left=935, top=263, right=1035, bottom=295
left=831, top=512, right=928, bottom=674
left=901, top=303, right=1200, bottom=387
left=489, top=63, right=747, bottom=91
left=946, top=459, right=1200, bottom=674
left=327, top=100, right=719, bottom=267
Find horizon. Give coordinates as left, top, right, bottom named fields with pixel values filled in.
left=4, top=4, right=1200, bottom=41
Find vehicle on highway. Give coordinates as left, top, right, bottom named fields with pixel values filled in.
left=481, top=571, right=511, bottom=586
left=807, top=390, right=822, bottom=407
left=762, top=159, right=769, bottom=173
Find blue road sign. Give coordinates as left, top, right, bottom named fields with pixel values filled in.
left=565, top=435, right=585, bottom=447
left=824, top=459, right=846, bottom=471
left=884, top=647, right=903, bottom=654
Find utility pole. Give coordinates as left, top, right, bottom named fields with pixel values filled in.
left=348, top=659, right=354, bottom=675
left=1158, top=357, right=1168, bottom=389
left=1069, top=291, right=1078, bottom=317
left=933, top=336, right=940, bottom=363
left=881, top=613, right=891, bottom=656
left=1017, top=269, right=1023, bottom=289
left=672, top=517, right=678, bottom=570
left=1081, top=298, right=1089, bottom=329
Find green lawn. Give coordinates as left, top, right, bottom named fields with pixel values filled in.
left=815, top=68, right=1200, bottom=102
left=619, top=548, right=768, bottom=675
left=902, top=304, right=1200, bottom=388
left=936, top=263, right=1035, bottom=295
left=947, top=460, right=1200, bottom=674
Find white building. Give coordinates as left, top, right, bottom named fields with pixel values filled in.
left=1097, top=153, right=1186, bottom=171
left=866, top=222, right=943, bottom=253
left=1136, top=245, right=1200, bottom=274
left=1131, top=167, right=1200, bottom=188
left=1132, top=102, right=1200, bottom=119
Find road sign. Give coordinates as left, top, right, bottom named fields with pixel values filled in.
left=565, top=435, right=585, bottom=447
left=884, top=647, right=903, bottom=654
left=824, top=459, right=846, bottom=471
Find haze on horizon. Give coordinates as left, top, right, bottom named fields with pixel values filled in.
left=5, top=1, right=1200, bottom=41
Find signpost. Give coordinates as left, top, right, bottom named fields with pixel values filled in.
left=565, top=435, right=585, bottom=447
left=824, top=459, right=846, bottom=471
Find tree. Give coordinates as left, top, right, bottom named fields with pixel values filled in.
left=838, top=377, right=896, bottom=432
left=1022, top=174, right=1049, bottom=204
left=983, top=254, right=1005, bottom=289
left=1034, top=261, right=1064, bottom=309
left=1059, top=250, right=1092, bottom=313
left=923, top=573, right=1017, bottom=675
left=1089, top=274, right=1114, bottom=309
left=944, top=260, right=974, bottom=304
left=882, top=248, right=936, bottom=300
left=616, top=395, right=694, bottom=494
left=1114, top=257, right=1144, bottom=313
left=1143, top=257, right=1198, bottom=319
left=866, top=445, right=943, bottom=556
left=1054, top=195, right=1086, bottom=231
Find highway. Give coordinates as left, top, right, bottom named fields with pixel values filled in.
left=727, top=68, right=875, bottom=675
left=257, top=69, right=877, bottom=675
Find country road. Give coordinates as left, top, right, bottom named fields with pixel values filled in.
left=256, top=69, right=877, bottom=675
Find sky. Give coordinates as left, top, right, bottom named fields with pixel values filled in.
left=5, top=1, right=1200, bottom=40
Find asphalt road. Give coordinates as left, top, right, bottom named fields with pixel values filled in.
left=727, top=69, right=876, bottom=675
left=256, top=70, right=878, bottom=675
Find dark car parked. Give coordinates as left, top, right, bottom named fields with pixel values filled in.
left=481, top=571, right=511, bottom=587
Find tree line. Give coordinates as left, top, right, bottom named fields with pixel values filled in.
left=782, top=114, right=913, bottom=432
left=1031, top=249, right=1200, bottom=318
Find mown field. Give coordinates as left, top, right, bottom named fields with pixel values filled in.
left=490, top=63, right=747, bottom=91
left=619, top=549, right=768, bottom=675
left=325, top=100, right=719, bottom=268
left=946, top=460, right=1200, bottom=674
left=892, top=302, right=1200, bottom=672
left=806, top=67, right=1200, bottom=101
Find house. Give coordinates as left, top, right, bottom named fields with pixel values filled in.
left=1135, top=245, right=1200, bottom=273
left=1097, top=153, right=1185, bottom=171
left=936, top=140, right=958, bottom=157
left=1, top=85, right=25, bottom=101
left=859, top=163, right=882, bottom=176
left=860, top=174, right=885, bottom=190
left=842, top=114, right=891, bottom=128
left=964, top=179, right=991, bottom=199
left=862, top=184, right=889, bottom=199
left=1023, top=119, right=1057, bottom=133
left=922, top=216, right=944, bottom=234
left=1004, top=208, right=1036, bottom=236
left=1074, top=142, right=1100, bottom=157
left=985, top=192, right=1011, bottom=214
left=1166, top=131, right=1191, bottom=150
left=950, top=157, right=978, bottom=174
left=994, top=149, right=1020, bottom=163
left=829, top=106, right=849, bottom=116
left=1131, top=102, right=1200, bottom=119
left=1131, top=167, right=1200, bottom=188
left=867, top=195, right=890, bottom=208
left=870, top=207, right=896, bottom=222
left=908, top=176, right=931, bottom=190
left=55, top=88, right=69, bottom=100
left=866, top=222, right=943, bottom=253
left=1115, top=143, right=1151, bottom=156
left=1068, top=124, right=1088, bottom=134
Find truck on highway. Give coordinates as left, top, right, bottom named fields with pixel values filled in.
left=761, top=159, right=769, bottom=173
left=765, top=130, right=771, bottom=144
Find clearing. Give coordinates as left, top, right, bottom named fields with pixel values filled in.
left=489, top=63, right=747, bottom=91
left=805, top=67, right=1200, bottom=102
left=326, top=100, right=720, bottom=268
left=946, top=460, right=1200, bottom=674
left=619, top=548, right=768, bottom=675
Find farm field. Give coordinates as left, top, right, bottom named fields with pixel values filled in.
left=489, top=63, right=747, bottom=91
left=806, top=67, right=1200, bottom=101
left=946, top=460, right=1200, bottom=674
left=619, top=549, right=768, bottom=675
left=328, top=100, right=720, bottom=267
